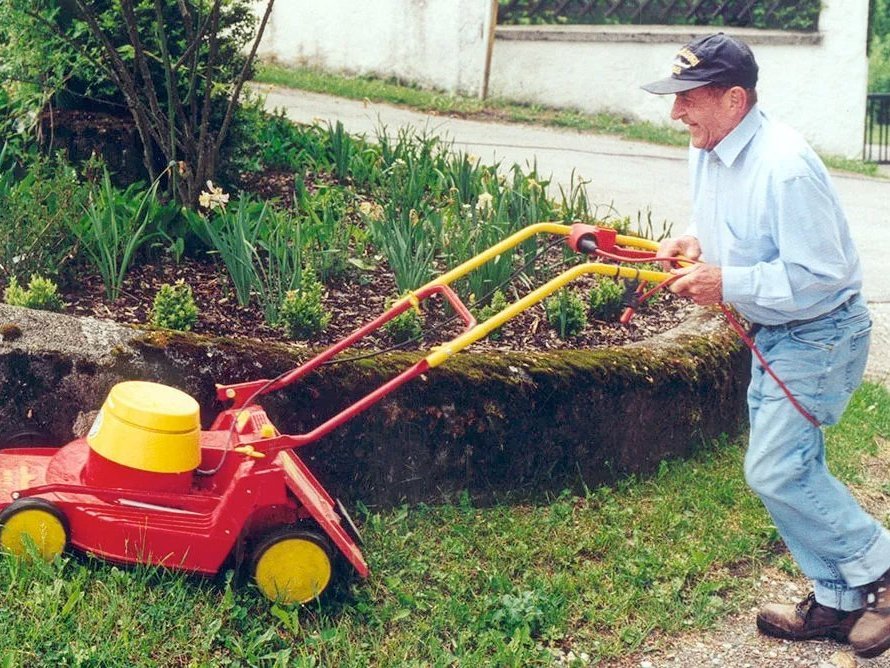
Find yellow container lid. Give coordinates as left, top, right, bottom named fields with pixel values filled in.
left=105, top=381, right=200, bottom=433
left=88, top=381, right=201, bottom=473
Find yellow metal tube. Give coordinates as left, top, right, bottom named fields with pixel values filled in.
left=423, top=222, right=571, bottom=290
left=425, top=261, right=671, bottom=368
left=614, top=233, right=660, bottom=252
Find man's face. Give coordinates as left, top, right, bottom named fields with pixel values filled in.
left=670, top=86, right=737, bottom=150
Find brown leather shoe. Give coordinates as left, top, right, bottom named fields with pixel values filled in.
left=756, top=592, right=862, bottom=642
left=850, top=568, right=890, bottom=658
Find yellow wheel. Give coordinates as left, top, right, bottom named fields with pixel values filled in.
left=251, top=529, right=335, bottom=605
left=0, top=498, right=69, bottom=561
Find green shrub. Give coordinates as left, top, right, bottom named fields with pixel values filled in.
left=544, top=290, right=586, bottom=339
left=150, top=281, right=199, bottom=331
left=473, top=289, right=509, bottom=340
left=384, top=308, right=423, bottom=344
left=589, top=279, right=624, bottom=322
left=278, top=268, right=330, bottom=340
left=3, top=275, right=63, bottom=312
left=0, top=151, right=85, bottom=281
left=869, top=34, right=890, bottom=92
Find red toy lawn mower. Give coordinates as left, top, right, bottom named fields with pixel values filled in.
left=0, top=223, right=671, bottom=604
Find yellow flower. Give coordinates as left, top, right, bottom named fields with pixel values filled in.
left=358, top=201, right=384, bottom=221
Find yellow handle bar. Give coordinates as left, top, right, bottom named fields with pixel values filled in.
left=418, top=222, right=670, bottom=368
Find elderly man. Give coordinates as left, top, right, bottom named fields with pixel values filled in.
left=643, top=33, right=890, bottom=658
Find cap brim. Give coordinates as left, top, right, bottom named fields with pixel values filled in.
left=641, top=77, right=712, bottom=95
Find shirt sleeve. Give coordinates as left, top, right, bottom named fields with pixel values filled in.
left=721, top=173, right=854, bottom=311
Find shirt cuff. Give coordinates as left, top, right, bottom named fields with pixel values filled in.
left=721, top=265, right=755, bottom=304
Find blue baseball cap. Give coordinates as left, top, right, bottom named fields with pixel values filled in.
left=641, top=33, right=759, bottom=95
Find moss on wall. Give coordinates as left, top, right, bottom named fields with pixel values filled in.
left=0, top=304, right=749, bottom=507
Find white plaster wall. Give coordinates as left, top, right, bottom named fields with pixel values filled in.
left=254, top=0, right=494, bottom=97
left=489, top=0, right=870, bottom=156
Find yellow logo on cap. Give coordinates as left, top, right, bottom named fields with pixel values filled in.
left=671, top=47, right=701, bottom=75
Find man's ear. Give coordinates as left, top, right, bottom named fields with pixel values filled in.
left=728, top=86, right=747, bottom=111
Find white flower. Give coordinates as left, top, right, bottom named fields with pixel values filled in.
left=199, top=181, right=229, bottom=210
left=475, top=192, right=494, bottom=213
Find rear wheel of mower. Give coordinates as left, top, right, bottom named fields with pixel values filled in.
left=250, top=528, right=335, bottom=605
left=0, top=498, right=69, bottom=561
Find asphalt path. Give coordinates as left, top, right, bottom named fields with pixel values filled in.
left=255, top=84, right=890, bottom=384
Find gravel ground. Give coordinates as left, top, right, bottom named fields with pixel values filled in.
left=607, top=300, right=890, bottom=668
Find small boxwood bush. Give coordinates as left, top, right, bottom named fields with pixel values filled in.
left=544, top=290, right=586, bottom=339
left=279, top=268, right=331, bottom=340
left=384, top=308, right=423, bottom=345
left=3, top=275, right=63, bottom=312
left=150, top=281, right=199, bottom=331
left=589, top=278, right=624, bottom=322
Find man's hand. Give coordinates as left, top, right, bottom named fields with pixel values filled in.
left=657, top=235, right=702, bottom=270
left=668, top=263, right=723, bottom=305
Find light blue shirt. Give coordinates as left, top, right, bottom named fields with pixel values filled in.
left=686, top=104, right=862, bottom=326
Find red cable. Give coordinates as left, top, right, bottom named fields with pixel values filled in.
left=591, top=246, right=822, bottom=427
left=718, top=304, right=821, bottom=427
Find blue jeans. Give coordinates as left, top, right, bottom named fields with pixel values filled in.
left=745, top=294, right=890, bottom=611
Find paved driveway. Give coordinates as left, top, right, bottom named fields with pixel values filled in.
left=256, top=85, right=890, bottom=385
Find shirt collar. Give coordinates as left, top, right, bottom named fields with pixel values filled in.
left=712, top=104, right=762, bottom=167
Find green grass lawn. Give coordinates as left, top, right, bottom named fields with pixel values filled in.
left=2, top=383, right=887, bottom=666
left=254, top=64, right=882, bottom=179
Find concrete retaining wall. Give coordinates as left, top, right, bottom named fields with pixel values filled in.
left=0, top=304, right=748, bottom=508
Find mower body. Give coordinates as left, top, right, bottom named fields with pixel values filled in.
left=0, top=386, right=367, bottom=597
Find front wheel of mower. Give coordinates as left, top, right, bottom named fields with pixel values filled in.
left=250, top=527, right=335, bottom=605
left=0, top=498, right=69, bottom=561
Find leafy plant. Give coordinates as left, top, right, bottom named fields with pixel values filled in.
left=1, top=0, right=277, bottom=206
left=254, top=206, right=309, bottom=325
left=3, top=274, right=63, bottom=312
left=384, top=308, right=423, bottom=344
left=545, top=289, right=587, bottom=338
left=200, top=196, right=269, bottom=307
left=368, top=205, right=440, bottom=295
left=295, top=179, right=355, bottom=283
left=70, top=167, right=163, bottom=300
left=278, top=267, right=330, bottom=340
left=326, top=120, right=355, bottom=182
left=0, top=148, right=85, bottom=282
left=472, top=288, right=509, bottom=340
left=589, top=278, right=624, bottom=321
left=150, top=281, right=199, bottom=331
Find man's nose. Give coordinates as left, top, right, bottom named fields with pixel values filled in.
left=670, top=96, right=684, bottom=120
